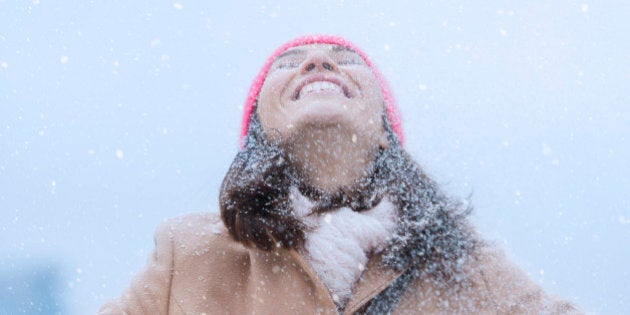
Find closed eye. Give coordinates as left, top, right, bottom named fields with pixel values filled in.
left=274, top=62, right=299, bottom=70
left=337, top=59, right=362, bottom=66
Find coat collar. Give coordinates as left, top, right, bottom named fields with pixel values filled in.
left=288, top=189, right=410, bottom=313
left=287, top=249, right=408, bottom=314
left=343, top=252, right=408, bottom=314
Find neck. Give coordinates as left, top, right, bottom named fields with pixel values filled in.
left=284, top=125, right=378, bottom=193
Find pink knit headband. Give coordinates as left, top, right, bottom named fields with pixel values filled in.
left=240, top=35, right=403, bottom=147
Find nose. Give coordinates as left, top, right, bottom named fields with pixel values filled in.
left=300, top=51, right=338, bottom=73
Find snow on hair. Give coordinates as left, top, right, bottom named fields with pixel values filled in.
left=219, top=113, right=305, bottom=250
left=220, top=108, right=476, bottom=284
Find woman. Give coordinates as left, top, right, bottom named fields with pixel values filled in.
left=99, top=35, right=579, bottom=314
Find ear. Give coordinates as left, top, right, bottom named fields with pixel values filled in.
left=377, top=124, right=390, bottom=149
left=378, top=134, right=389, bottom=149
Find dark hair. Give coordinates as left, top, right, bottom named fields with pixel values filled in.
left=219, top=112, right=304, bottom=250
left=220, top=107, right=476, bottom=276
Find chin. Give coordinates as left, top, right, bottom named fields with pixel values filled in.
left=294, top=100, right=357, bottom=124
left=292, top=115, right=358, bottom=136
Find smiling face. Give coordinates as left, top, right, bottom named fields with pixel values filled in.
left=257, top=44, right=387, bottom=147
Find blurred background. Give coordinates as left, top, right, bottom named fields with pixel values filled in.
left=1, top=1, right=628, bottom=313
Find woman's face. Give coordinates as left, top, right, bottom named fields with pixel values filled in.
left=257, top=44, right=387, bottom=146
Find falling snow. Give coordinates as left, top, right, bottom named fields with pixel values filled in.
left=1, top=2, right=626, bottom=314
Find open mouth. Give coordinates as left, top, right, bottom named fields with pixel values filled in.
left=293, top=77, right=351, bottom=100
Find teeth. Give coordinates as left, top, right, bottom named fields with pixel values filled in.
left=299, top=81, right=343, bottom=98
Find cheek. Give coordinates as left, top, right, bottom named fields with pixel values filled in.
left=258, top=81, right=278, bottom=105
left=257, top=78, right=292, bottom=138
left=258, top=79, right=283, bottom=115
left=353, top=72, right=386, bottom=137
left=354, top=73, right=383, bottom=110
left=351, top=70, right=381, bottom=96
left=260, top=72, right=292, bottom=99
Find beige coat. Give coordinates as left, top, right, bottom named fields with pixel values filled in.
left=99, top=213, right=579, bottom=314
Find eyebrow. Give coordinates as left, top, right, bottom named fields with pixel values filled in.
left=274, top=45, right=358, bottom=60
left=332, top=46, right=356, bottom=53
left=276, top=48, right=306, bottom=60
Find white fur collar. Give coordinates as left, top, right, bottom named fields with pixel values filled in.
left=291, top=189, right=397, bottom=307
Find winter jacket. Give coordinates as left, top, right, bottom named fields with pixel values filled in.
left=98, top=212, right=580, bottom=314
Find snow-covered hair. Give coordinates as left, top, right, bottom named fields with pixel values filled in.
left=221, top=110, right=475, bottom=277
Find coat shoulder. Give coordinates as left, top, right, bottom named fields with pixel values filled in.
left=395, top=242, right=581, bottom=314
left=472, top=243, right=582, bottom=314
left=159, top=212, right=249, bottom=265
left=98, top=212, right=251, bottom=315
left=161, top=211, right=224, bottom=238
